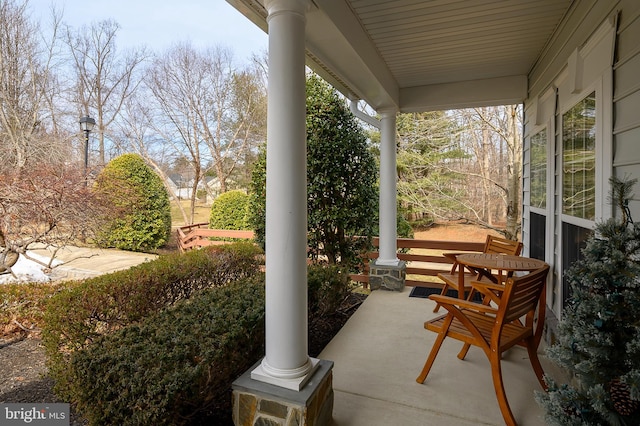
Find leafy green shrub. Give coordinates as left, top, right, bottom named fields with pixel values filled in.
left=44, top=260, right=351, bottom=425
left=247, top=147, right=266, bottom=249
left=209, top=190, right=250, bottom=230
left=307, top=263, right=350, bottom=319
left=68, top=276, right=266, bottom=426
left=94, top=153, right=172, bottom=252
left=43, top=242, right=263, bottom=400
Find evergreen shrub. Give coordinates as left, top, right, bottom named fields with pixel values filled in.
left=209, top=190, right=250, bottom=230
left=307, top=263, right=350, bottom=319
left=43, top=255, right=350, bottom=425
left=43, top=242, right=263, bottom=401
left=68, top=275, right=266, bottom=425
left=94, top=153, right=172, bottom=252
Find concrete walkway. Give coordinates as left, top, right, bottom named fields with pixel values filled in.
left=30, top=246, right=157, bottom=281
left=320, top=288, right=553, bottom=426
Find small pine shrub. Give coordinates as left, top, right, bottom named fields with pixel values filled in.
left=94, top=153, right=172, bottom=252
left=68, top=276, right=266, bottom=426
left=209, top=190, right=250, bottom=230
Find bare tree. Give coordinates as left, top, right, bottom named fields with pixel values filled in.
left=146, top=43, right=206, bottom=224
left=113, top=93, right=192, bottom=225
left=0, top=0, right=68, bottom=173
left=396, top=105, right=522, bottom=238
left=0, top=164, right=110, bottom=273
left=64, top=19, right=147, bottom=165
left=462, top=105, right=522, bottom=239
left=146, top=43, right=266, bottom=223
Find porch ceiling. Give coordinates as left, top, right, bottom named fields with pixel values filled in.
left=226, top=0, right=573, bottom=112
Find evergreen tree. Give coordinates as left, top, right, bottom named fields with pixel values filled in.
left=248, top=74, right=378, bottom=268
left=537, top=176, right=640, bottom=425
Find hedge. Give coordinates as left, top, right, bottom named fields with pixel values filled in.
left=43, top=255, right=351, bottom=425
left=43, top=242, right=263, bottom=401
left=67, top=276, right=266, bottom=425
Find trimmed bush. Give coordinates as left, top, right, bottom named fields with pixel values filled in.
left=307, top=263, right=350, bottom=319
left=68, top=276, right=265, bottom=425
left=209, top=190, right=250, bottom=230
left=94, top=153, right=172, bottom=252
left=43, top=242, right=263, bottom=400
left=44, top=259, right=351, bottom=425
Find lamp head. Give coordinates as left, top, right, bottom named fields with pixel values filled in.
left=79, top=115, right=96, bottom=132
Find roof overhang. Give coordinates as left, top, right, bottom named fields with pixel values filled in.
left=227, top=0, right=572, bottom=113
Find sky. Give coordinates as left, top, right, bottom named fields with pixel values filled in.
left=30, top=0, right=268, bottom=63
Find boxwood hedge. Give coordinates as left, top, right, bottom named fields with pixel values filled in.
left=42, top=242, right=262, bottom=401
left=68, top=276, right=265, bottom=425
left=43, top=248, right=351, bottom=425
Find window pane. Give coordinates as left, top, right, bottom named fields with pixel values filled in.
left=562, top=92, right=596, bottom=220
left=562, top=221, right=591, bottom=307
left=530, top=130, right=547, bottom=209
left=529, top=212, right=546, bottom=261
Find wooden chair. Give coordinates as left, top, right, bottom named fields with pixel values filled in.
left=433, top=235, right=523, bottom=312
left=416, top=265, right=549, bottom=426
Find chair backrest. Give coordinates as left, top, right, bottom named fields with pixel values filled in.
left=483, top=235, right=523, bottom=256
left=498, top=265, right=549, bottom=325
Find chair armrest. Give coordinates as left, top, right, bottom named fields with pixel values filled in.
left=442, top=252, right=463, bottom=263
left=442, top=252, right=479, bottom=275
left=428, top=294, right=498, bottom=315
left=470, top=280, right=505, bottom=293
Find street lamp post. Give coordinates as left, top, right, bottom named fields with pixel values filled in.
left=79, top=115, right=96, bottom=176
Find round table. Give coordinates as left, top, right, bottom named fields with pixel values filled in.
left=456, top=253, right=547, bottom=278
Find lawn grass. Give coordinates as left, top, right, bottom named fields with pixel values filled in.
left=170, top=199, right=211, bottom=227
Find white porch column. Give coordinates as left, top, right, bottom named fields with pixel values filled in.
left=377, top=109, right=400, bottom=265
left=251, top=0, right=315, bottom=390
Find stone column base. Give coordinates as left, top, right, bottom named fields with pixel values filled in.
left=232, top=359, right=334, bottom=426
left=369, top=260, right=406, bottom=291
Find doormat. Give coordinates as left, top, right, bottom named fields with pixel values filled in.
left=409, top=286, right=484, bottom=302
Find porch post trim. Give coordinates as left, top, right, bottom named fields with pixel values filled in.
left=377, top=108, right=399, bottom=266
left=253, top=0, right=314, bottom=390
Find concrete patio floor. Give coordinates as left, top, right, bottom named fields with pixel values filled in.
left=320, top=288, right=554, bottom=426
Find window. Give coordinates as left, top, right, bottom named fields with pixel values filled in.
left=562, top=92, right=596, bottom=220
left=529, top=212, right=546, bottom=261
left=530, top=130, right=547, bottom=209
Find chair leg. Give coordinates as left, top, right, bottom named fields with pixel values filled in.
left=416, top=331, right=447, bottom=384
left=526, top=337, right=547, bottom=390
left=489, top=351, right=517, bottom=426
left=457, top=343, right=471, bottom=360
left=433, top=285, right=448, bottom=313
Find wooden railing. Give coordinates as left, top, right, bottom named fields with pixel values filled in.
left=349, top=237, right=486, bottom=288
left=177, top=226, right=486, bottom=288
left=176, top=223, right=255, bottom=252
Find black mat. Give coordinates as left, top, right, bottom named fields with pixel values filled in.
left=409, top=286, right=484, bottom=303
